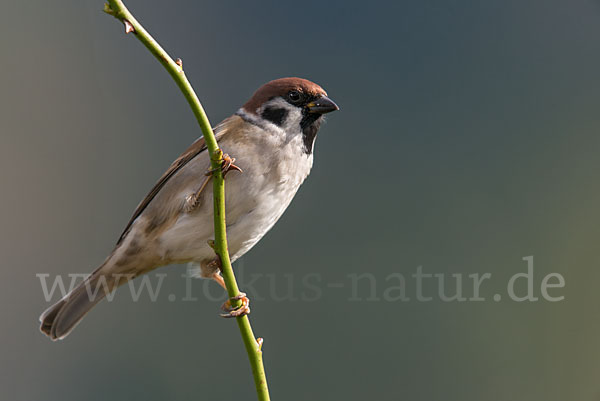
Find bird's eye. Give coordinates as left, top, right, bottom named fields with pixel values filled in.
left=288, top=90, right=301, bottom=102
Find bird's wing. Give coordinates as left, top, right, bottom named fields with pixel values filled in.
left=116, top=119, right=232, bottom=245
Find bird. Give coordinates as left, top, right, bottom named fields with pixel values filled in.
left=39, top=77, right=339, bottom=340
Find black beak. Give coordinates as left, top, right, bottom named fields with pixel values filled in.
left=306, top=95, right=339, bottom=114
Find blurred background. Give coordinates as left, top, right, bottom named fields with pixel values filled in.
left=1, top=1, right=599, bottom=400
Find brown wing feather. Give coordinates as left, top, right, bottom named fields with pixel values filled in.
left=116, top=116, right=235, bottom=245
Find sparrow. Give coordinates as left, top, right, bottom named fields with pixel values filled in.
left=39, top=77, right=339, bottom=340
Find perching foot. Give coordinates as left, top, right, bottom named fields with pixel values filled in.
left=220, top=292, right=251, bottom=318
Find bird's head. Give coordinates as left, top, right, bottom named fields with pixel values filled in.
left=240, top=77, right=339, bottom=153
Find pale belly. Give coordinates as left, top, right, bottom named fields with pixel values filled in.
left=153, top=137, right=313, bottom=266
left=156, top=179, right=299, bottom=264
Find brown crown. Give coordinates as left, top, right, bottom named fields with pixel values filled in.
left=242, top=77, right=327, bottom=114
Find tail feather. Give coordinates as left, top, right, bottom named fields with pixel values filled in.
left=39, top=262, right=134, bottom=340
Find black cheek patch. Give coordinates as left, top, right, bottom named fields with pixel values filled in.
left=261, top=107, right=288, bottom=126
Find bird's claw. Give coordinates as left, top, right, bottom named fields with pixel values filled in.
left=220, top=292, right=251, bottom=318
left=183, top=174, right=212, bottom=213
left=186, top=153, right=241, bottom=213
left=184, top=192, right=200, bottom=213
left=221, top=153, right=243, bottom=175
left=205, top=153, right=242, bottom=177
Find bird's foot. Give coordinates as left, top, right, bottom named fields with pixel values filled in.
left=221, top=153, right=243, bottom=176
left=185, top=153, right=242, bottom=213
left=183, top=174, right=211, bottom=213
left=205, top=153, right=242, bottom=177
left=220, top=292, right=251, bottom=318
left=207, top=258, right=249, bottom=318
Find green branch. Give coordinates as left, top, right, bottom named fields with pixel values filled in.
left=104, top=2, right=270, bottom=400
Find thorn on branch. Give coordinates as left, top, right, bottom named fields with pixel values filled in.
left=123, top=19, right=135, bottom=34
left=175, top=58, right=183, bottom=68
left=256, top=338, right=264, bottom=350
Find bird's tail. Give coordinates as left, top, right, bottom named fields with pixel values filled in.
left=39, top=260, right=135, bottom=341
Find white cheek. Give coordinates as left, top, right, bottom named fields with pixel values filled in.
left=281, top=106, right=303, bottom=133
left=258, top=97, right=304, bottom=137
